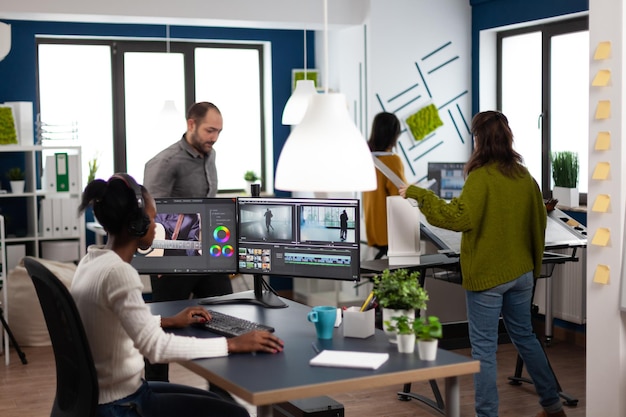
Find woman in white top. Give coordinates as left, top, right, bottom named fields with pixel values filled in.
left=72, top=173, right=284, bottom=417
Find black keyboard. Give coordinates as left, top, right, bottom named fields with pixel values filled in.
left=196, top=310, right=275, bottom=337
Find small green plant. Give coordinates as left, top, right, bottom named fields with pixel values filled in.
left=87, top=156, right=99, bottom=183
left=551, top=151, right=579, bottom=188
left=244, top=170, right=259, bottom=182
left=372, top=268, right=428, bottom=310
left=7, top=167, right=25, bottom=181
left=384, top=315, right=414, bottom=335
left=413, top=316, right=443, bottom=341
left=0, top=107, right=17, bottom=145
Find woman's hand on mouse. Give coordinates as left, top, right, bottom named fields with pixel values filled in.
left=227, top=330, right=284, bottom=354
left=161, top=307, right=211, bottom=328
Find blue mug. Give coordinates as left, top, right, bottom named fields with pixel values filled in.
left=307, top=306, right=337, bottom=340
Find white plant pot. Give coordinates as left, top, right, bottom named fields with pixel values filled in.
left=417, top=339, right=438, bottom=361
left=9, top=180, right=25, bottom=194
left=396, top=333, right=416, bottom=353
left=552, top=186, right=579, bottom=208
left=382, top=308, right=415, bottom=343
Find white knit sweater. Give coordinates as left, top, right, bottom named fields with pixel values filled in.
left=71, top=246, right=228, bottom=404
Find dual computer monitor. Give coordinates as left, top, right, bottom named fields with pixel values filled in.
left=130, top=196, right=361, bottom=282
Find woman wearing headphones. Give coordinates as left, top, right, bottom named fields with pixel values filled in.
left=71, top=173, right=284, bottom=417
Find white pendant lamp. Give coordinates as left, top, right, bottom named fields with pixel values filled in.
left=275, top=0, right=376, bottom=192
left=281, top=79, right=317, bottom=125
left=282, top=30, right=317, bottom=125
left=275, top=93, right=376, bottom=191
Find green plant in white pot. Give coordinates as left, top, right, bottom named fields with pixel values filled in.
left=551, top=151, right=579, bottom=208
left=414, top=315, right=442, bottom=360
left=7, top=167, right=25, bottom=194
left=372, top=268, right=428, bottom=343
left=385, top=315, right=416, bottom=353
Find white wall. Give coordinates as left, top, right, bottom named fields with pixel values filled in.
left=587, top=0, right=626, bottom=415
left=365, top=0, right=472, bottom=183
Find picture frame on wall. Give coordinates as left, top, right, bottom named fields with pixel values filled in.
left=291, top=69, right=320, bottom=91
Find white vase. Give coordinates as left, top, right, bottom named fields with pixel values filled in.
left=552, top=186, right=579, bottom=208
left=9, top=180, right=25, bottom=194
left=417, top=339, right=438, bottom=361
left=396, top=333, right=416, bottom=353
left=382, top=308, right=415, bottom=343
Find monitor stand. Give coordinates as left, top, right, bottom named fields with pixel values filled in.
left=198, top=274, right=288, bottom=308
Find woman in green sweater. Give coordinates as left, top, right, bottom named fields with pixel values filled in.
left=400, top=111, right=565, bottom=417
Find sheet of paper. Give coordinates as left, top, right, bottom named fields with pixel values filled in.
left=593, top=264, right=610, bottom=284
left=592, top=162, right=610, bottom=180
left=591, top=228, right=610, bottom=247
left=309, top=350, right=389, bottom=370
left=592, top=194, right=611, bottom=213
left=372, top=156, right=406, bottom=189
left=595, top=100, right=611, bottom=119
left=595, top=131, right=611, bottom=151
left=594, top=41, right=611, bottom=60
left=592, top=69, right=611, bottom=86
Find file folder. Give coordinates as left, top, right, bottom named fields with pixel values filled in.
left=55, top=153, right=69, bottom=192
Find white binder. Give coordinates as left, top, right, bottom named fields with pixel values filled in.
left=61, top=197, right=78, bottom=237
left=39, top=197, right=54, bottom=237
left=51, top=198, right=63, bottom=236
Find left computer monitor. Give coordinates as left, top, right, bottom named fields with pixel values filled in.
left=131, top=198, right=238, bottom=275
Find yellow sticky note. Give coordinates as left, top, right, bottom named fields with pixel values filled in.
left=592, top=194, right=611, bottom=213
left=593, top=264, right=610, bottom=284
left=592, top=69, right=611, bottom=86
left=594, top=41, right=611, bottom=60
left=592, top=162, right=610, bottom=180
left=595, top=131, right=611, bottom=150
left=591, top=228, right=610, bottom=247
left=595, top=100, right=611, bottom=119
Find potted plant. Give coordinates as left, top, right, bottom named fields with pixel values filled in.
left=372, top=268, right=428, bottom=342
left=87, top=156, right=99, bottom=183
left=243, top=170, right=260, bottom=195
left=413, top=315, right=442, bottom=360
left=7, top=167, right=25, bottom=194
left=384, top=315, right=416, bottom=353
left=551, top=151, right=579, bottom=207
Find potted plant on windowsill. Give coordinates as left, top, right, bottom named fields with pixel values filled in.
left=7, top=167, right=25, bottom=194
left=243, top=170, right=260, bottom=195
left=372, top=268, right=428, bottom=343
left=551, top=151, right=579, bottom=208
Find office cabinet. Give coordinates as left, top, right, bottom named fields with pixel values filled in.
left=0, top=145, right=85, bottom=364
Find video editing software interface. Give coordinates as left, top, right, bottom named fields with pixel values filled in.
left=237, top=197, right=361, bottom=281
left=131, top=198, right=238, bottom=274
left=427, top=162, right=466, bottom=199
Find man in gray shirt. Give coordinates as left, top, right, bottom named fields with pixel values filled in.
left=143, top=101, right=233, bottom=382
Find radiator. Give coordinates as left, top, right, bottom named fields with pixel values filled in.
left=534, top=247, right=587, bottom=325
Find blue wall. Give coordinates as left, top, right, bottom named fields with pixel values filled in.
left=470, top=0, right=589, bottom=113
left=0, top=19, right=315, bottom=194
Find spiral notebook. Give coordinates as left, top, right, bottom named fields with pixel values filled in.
left=309, top=350, right=389, bottom=370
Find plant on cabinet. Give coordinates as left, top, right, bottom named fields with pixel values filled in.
left=6, top=167, right=25, bottom=194
left=551, top=151, right=579, bottom=208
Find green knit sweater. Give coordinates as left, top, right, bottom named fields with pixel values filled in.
left=406, top=163, right=546, bottom=291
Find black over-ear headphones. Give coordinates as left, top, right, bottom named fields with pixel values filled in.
left=110, top=173, right=151, bottom=237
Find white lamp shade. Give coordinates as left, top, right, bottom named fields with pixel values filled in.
left=0, top=22, right=11, bottom=61
left=281, top=79, right=317, bottom=125
left=275, top=93, right=377, bottom=192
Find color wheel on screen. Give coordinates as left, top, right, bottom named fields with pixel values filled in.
left=213, top=226, right=231, bottom=243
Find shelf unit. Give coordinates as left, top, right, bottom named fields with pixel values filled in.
left=0, top=144, right=85, bottom=365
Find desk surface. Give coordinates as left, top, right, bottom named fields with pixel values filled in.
left=149, top=293, right=479, bottom=407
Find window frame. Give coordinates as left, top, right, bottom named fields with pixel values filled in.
left=36, top=37, right=267, bottom=194
left=496, top=16, right=588, bottom=205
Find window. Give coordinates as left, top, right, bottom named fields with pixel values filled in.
left=498, top=17, right=589, bottom=203
left=37, top=38, right=267, bottom=193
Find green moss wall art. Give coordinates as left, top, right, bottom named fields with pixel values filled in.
left=0, top=107, right=17, bottom=145
left=405, top=103, right=443, bottom=141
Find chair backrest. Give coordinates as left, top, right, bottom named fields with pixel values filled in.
left=23, top=257, right=98, bottom=417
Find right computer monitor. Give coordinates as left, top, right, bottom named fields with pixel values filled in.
left=427, top=162, right=466, bottom=199
left=237, top=197, right=361, bottom=281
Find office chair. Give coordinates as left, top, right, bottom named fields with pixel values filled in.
left=23, top=257, right=99, bottom=417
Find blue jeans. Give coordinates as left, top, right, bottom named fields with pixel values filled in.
left=466, top=272, right=560, bottom=417
left=97, top=380, right=249, bottom=417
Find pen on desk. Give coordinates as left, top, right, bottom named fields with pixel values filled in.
left=360, top=291, right=375, bottom=312
left=311, top=342, right=320, bottom=354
